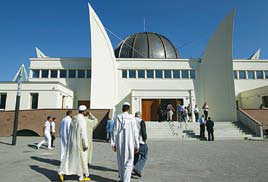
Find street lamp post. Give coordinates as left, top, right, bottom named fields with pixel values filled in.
left=12, top=70, right=22, bottom=145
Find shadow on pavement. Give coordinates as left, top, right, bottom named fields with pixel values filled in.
left=90, top=164, right=118, bottom=173
left=31, top=156, right=61, bottom=166
left=0, top=141, right=12, bottom=146
left=89, top=174, right=118, bottom=182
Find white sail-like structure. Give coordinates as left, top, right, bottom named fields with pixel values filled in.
left=88, top=3, right=118, bottom=109
left=200, top=10, right=237, bottom=121
left=35, top=47, right=48, bottom=58
left=249, top=49, right=261, bottom=60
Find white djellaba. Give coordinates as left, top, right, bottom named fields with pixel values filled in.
left=111, top=102, right=140, bottom=182
left=59, top=114, right=72, bottom=161
left=58, top=105, right=90, bottom=182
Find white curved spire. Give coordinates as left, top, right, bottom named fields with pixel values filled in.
left=88, top=3, right=118, bottom=109
left=35, top=47, right=48, bottom=58
left=249, top=49, right=261, bottom=60
left=200, top=9, right=237, bottom=121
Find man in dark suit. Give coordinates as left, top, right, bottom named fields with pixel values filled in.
left=206, top=117, right=214, bottom=141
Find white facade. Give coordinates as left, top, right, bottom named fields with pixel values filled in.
left=0, top=82, right=73, bottom=110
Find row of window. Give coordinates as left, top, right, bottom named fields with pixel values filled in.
left=31, top=69, right=91, bottom=79
left=0, top=93, right=38, bottom=110
left=122, top=70, right=196, bottom=79
left=234, top=70, right=268, bottom=80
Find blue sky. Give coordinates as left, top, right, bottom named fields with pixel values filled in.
left=0, top=0, right=267, bottom=81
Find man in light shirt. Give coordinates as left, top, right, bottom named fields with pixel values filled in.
left=198, top=115, right=206, bottom=139
left=36, top=116, right=52, bottom=150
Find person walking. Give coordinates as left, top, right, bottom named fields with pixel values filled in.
left=111, top=102, right=139, bottom=182
left=198, top=115, right=206, bottom=139
left=157, top=105, right=164, bottom=122
left=206, top=117, right=214, bottom=141
left=50, top=117, right=56, bottom=148
left=106, top=117, right=114, bottom=142
left=166, top=103, right=175, bottom=121
left=176, top=103, right=183, bottom=122
left=58, top=105, right=90, bottom=182
left=202, top=102, right=209, bottom=121
left=133, top=112, right=148, bottom=178
left=194, top=105, right=199, bottom=122
left=85, top=110, right=98, bottom=166
left=187, top=104, right=192, bottom=122
left=59, top=110, right=73, bottom=161
left=36, top=116, right=52, bottom=150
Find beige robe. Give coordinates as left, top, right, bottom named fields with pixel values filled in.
left=58, top=113, right=89, bottom=177
left=85, top=114, right=98, bottom=164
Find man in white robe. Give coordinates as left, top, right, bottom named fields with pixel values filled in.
left=58, top=105, right=90, bottom=182
left=111, top=102, right=139, bottom=182
left=59, top=110, right=73, bottom=161
left=85, top=111, right=98, bottom=165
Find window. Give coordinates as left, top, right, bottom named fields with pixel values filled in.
left=190, top=70, right=196, bottom=79
left=60, top=70, right=67, bottom=78
left=129, top=70, right=136, bottom=78
left=265, top=71, right=268, bottom=79
left=138, top=70, right=145, bottom=78
left=50, top=70, right=58, bottom=78
left=233, top=71, right=238, bottom=79
left=31, top=93, right=38, bottom=109
left=239, top=71, right=246, bottom=79
left=155, top=70, right=163, bottom=78
left=181, top=70, right=189, bottom=79
left=247, top=71, right=255, bottom=79
left=78, top=70, right=85, bottom=78
left=164, top=70, right=172, bottom=78
left=0, top=93, right=7, bottom=109
left=86, top=69, right=91, bottom=78
left=173, top=70, right=180, bottom=79
left=41, top=70, right=49, bottom=78
left=147, top=70, right=154, bottom=78
left=68, top=70, right=76, bottom=78
left=32, top=70, right=40, bottom=78
left=122, top=70, right=127, bottom=78
left=256, top=71, right=263, bottom=79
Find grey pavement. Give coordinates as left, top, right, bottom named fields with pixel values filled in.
left=0, top=137, right=268, bottom=182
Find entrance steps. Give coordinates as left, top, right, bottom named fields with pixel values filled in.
left=146, top=121, right=258, bottom=140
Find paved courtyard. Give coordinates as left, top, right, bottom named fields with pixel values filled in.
left=0, top=137, right=268, bottom=182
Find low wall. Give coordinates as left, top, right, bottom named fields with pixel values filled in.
left=237, top=109, right=263, bottom=137
left=0, top=109, right=110, bottom=140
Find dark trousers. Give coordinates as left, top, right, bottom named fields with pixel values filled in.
left=51, top=132, right=55, bottom=147
left=194, top=112, right=199, bottom=122
left=204, top=111, right=208, bottom=120
left=208, top=130, right=214, bottom=141
left=200, top=125, right=205, bottom=138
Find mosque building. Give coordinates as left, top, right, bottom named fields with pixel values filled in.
left=1, top=4, right=268, bottom=123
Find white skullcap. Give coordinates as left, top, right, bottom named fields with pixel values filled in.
left=123, top=102, right=130, bottom=106
left=78, top=105, right=87, bottom=111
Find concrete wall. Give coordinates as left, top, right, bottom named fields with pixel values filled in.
left=239, top=86, right=268, bottom=109
left=0, top=109, right=110, bottom=140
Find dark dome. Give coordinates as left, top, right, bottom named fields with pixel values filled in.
left=114, top=32, right=179, bottom=59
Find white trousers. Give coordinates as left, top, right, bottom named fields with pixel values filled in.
left=167, top=111, right=173, bottom=121
left=37, top=132, right=51, bottom=149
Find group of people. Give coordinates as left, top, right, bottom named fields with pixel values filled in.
left=35, top=102, right=148, bottom=182
left=198, top=102, right=214, bottom=141
left=36, top=116, right=57, bottom=150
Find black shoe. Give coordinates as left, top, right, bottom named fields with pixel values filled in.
left=133, top=169, right=141, bottom=177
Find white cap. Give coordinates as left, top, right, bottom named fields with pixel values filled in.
left=78, top=105, right=87, bottom=111
left=123, top=102, right=130, bottom=106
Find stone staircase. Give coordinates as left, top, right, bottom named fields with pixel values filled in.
left=146, top=121, right=258, bottom=140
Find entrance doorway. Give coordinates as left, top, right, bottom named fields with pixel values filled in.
left=141, top=99, right=184, bottom=121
